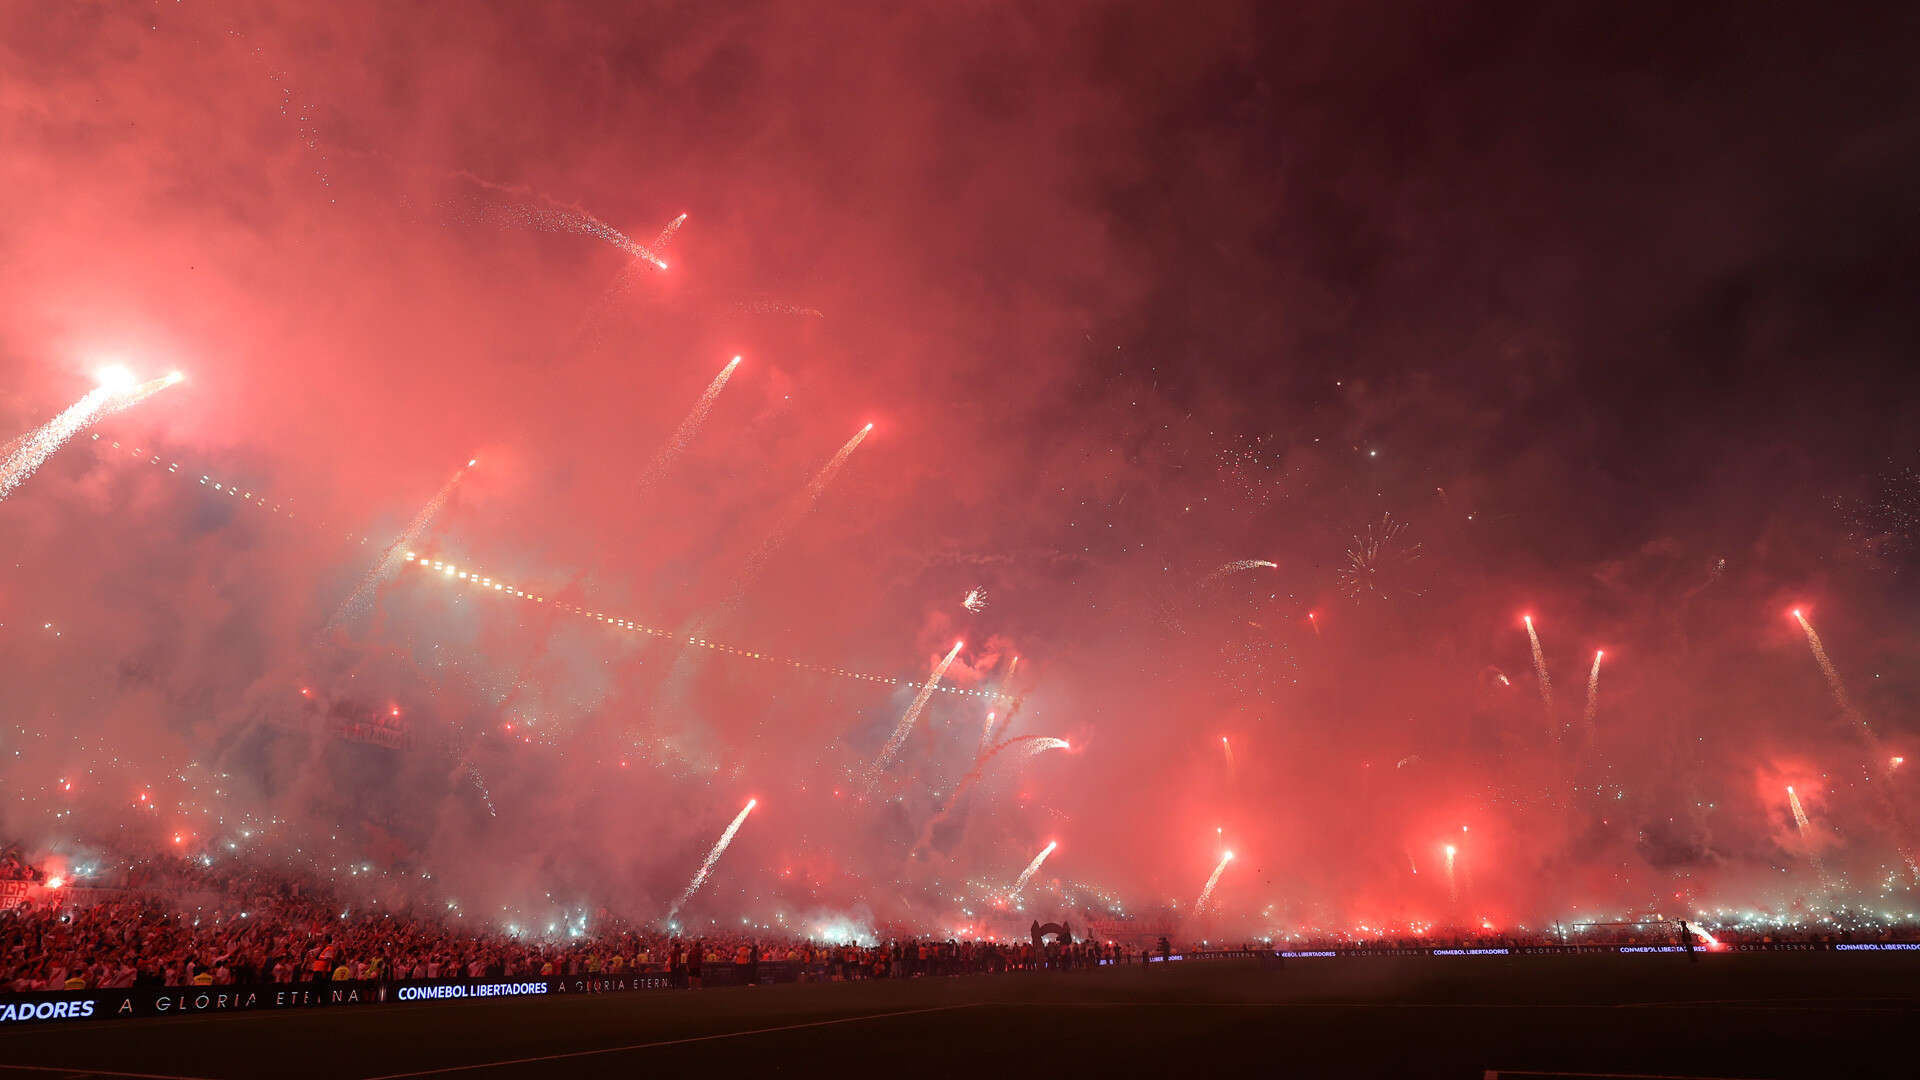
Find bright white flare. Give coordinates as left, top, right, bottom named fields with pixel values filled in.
left=1, top=373, right=179, bottom=501
left=666, top=798, right=757, bottom=923
left=1008, top=841, right=1057, bottom=902
left=962, top=586, right=989, bottom=614
left=875, top=640, right=966, bottom=769
left=634, top=355, right=743, bottom=493
left=1193, top=851, right=1234, bottom=916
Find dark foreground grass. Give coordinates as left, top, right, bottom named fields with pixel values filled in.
left=0, top=952, right=1913, bottom=1079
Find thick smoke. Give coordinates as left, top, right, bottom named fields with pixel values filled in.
left=2, top=1, right=1919, bottom=939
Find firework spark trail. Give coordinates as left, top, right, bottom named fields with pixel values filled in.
left=1785, top=785, right=1833, bottom=890
left=1193, top=851, right=1234, bottom=916
left=1221, top=736, right=1236, bottom=770
left=1786, top=785, right=1813, bottom=832
left=1582, top=650, right=1604, bottom=744
left=666, top=798, right=757, bottom=924
left=0, top=373, right=180, bottom=501
left=1524, top=616, right=1555, bottom=741
left=962, top=586, right=989, bottom=614
left=875, top=640, right=966, bottom=771
left=1791, top=611, right=1918, bottom=882
left=634, top=356, right=742, bottom=493
left=1200, top=559, right=1278, bottom=588
left=464, top=762, right=497, bottom=818
left=1008, top=841, right=1057, bottom=902
left=649, top=213, right=688, bottom=258
left=980, top=711, right=999, bottom=756
left=324, top=461, right=472, bottom=634
left=1444, top=844, right=1459, bottom=904
left=735, top=424, right=872, bottom=596
left=1791, top=610, right=1873, bottom=739
left=916, top=733, right=1065, bottom=854
left=448, top=173, right=671, bottom=269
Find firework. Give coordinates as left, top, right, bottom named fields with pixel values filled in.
left=1199, top=559, right=1277, bottom=589
left=1193, top=851, right=1234, bottom=916
left=1444, top=843, right=1459, bottom=904
left=634, top=355, right=742, bottom=493
left=962, top=586, right=989, bottom=614
left=665, top=798, right=757, bottom=924
left=450, top=179, right=671, bottom=270
left=1008, top=841, right=1057, bottom=903
left=1582, top=650, right=1603, bottom=743
left=1336, top=513, right=1425, bottom=601
left=649, top=213, right=688, bottom=264
left=1834, top=459, right=1920, bottom=571
left=917, top=734, right=1066, bottom=853
left=733, top=298, right=824, bottom=318
left=1784, top=784, right=1834, bottom=892
left=324, top=460, right=472, bottom=633
left=980, top=711, right=998, bottom=755
left=0, top=369, right=180, bottom=501
left=1524, top=615, right=1555, bottom=741
left=1221, top=736, right=1236, bottom=770
left=735, top=424, right=873, bottom=595
left=1791, top=610, right=1872, bottom=739
left=875, top=640, right=965, bottom=770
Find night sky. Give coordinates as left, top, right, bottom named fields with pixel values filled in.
left=3, top=1, right=1918, bottom=937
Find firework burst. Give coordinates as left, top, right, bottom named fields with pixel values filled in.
left=1336, top=513, right=1426, bottom=601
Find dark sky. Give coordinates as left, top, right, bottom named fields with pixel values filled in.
left=2, top=0, right=1917, bottom=937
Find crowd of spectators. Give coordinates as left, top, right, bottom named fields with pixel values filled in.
left=2, top=848, right=1140, bottom=993
left=6, top=846, right=1909, bottom=994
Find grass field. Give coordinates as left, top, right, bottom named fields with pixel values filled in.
left=0, top=953, right=1913, bottom=1078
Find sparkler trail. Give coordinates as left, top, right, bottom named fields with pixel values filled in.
left=634, top=356, right=742, bottom=493
left=1193, top=850, right=1234, bottom=916
left=735, top=424, right=873, bottom=596
left=1200, top=559, right=1277, bottom=588
left=665, top=798, right=757, bottom=924
left=875, top=640, right=966, bottom=771
left=324, top=460, right=473, bottom=634
left=0, top=370, right=181, bottom=501
left=1008, top=841, right=1057, bottom=902
left=1524, top=615, right=1555, bottom=741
